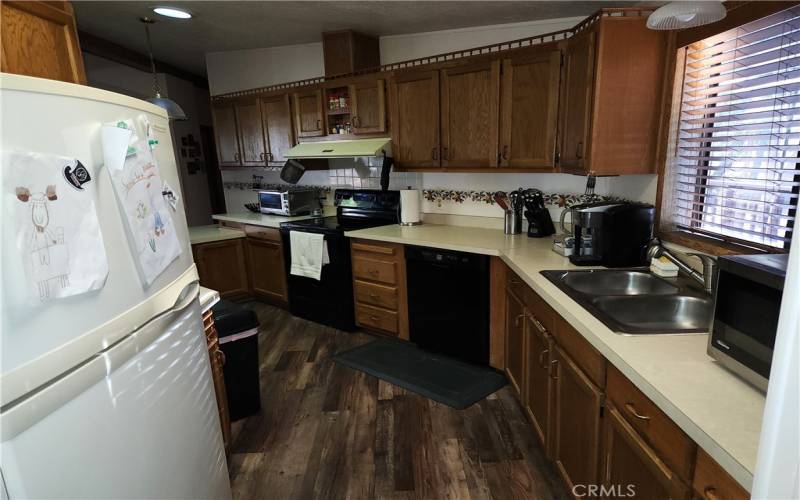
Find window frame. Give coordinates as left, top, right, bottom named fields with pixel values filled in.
left=655, top=1, right=800, bottom=256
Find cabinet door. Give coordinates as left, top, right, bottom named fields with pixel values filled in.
left=602, top=405, right=690, bottom=500
left=389, top=70, right=440, bottom=168
left=552, top=344, right=603, bottom=492
left=234, top=99, right=267, bottom=166
left=504, top=288, right=526, bottom=395
left=261, top=94, right=295, bottom=165
left=212, top=103, right=241, bottom=166
left=293, top=89, right=324, bottom=138
left=192, top=239, right=249, bottom=299
left=525, top=314, right=553, bottom=453
left=440, top=60, right=500, bottom=168
left=350, top=79, right=386, bottom=134
left=559, top=28, right=596, bottom=173
left=246, top=238, right=287, bottom=303
left=1, top=1, right=86, bottom=84
left=500, top=49, right=561, bottom=168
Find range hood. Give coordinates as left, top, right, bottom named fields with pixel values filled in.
left=284, top=137, right=391, bottom=159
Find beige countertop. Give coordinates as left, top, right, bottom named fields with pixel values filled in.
left=212, top=206, right=335, bottom=229
left=199, top=286, right=220, bottom=313
left=188, top=224, right=246, bottom=245
left=346, top=223, right=765, bottom=491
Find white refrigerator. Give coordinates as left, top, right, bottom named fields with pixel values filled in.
left=0, top=74, right=230, bottom=499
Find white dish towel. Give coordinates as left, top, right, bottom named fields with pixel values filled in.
left=289, top=231, right=330, bottom=281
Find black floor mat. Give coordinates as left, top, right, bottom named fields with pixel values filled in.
left=332, top=340, right=507, bottom=410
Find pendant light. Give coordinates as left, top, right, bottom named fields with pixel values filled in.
left=140, top=17, right=187, bottom=120
left=647, top=1, right=726, bottom=30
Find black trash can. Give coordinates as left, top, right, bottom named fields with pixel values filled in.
left=212, top=300, right=261, bottom=421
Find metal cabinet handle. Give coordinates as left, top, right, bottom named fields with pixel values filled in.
left=368, top=269, right=379, bottom=276
left=370, top=315, right=379, bottom=321
left=539, top=348, right=549, bottom=367
left=502, top=145, right=509, bottom=160
left=432, top=147, right=439, bottom=160
left=259, top=152, right=265, bottom=161
left=550, top=359, right=559, bottom=379
left=266, top=152, right=273, bottom=162
left=624, top=402, right=651, bottom=421
left=575, top=141, right=583, bottom=160
left=703, top=487, right=720, bottom=500
left=514, top=313, right=525, bottom=327
left=317, top=119, right=321, bottom=130
left=353, top=116, right=360, bottom=127
left=216, top=349, right=226, bottom=366
left=234, top=152, right=240, bottom=162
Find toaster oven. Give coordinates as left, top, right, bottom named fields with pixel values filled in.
left=258, top=189, right=320, bottom=216
left=709, top=253, right=788, bottom=392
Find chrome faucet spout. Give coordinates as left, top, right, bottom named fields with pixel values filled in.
left=646, top=240, right=716, bottom=292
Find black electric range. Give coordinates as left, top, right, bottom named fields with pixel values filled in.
left=280, top=189, right=400, bottom=331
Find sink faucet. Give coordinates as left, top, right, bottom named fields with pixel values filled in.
left=646, top=239, right=716, bottom=292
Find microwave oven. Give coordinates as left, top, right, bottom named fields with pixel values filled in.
left=258, top=189, right=320, bottom=216
left=709, top=253, right=788, bottom=392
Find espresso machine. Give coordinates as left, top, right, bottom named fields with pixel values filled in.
left=567, top=202, right=655, bottom=267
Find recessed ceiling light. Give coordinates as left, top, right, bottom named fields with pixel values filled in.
left=152, top=7, right=192, bottom=19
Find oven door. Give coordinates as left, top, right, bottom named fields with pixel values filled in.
left=259, top=192, right=285, bottom=214
left=710, top=268, right=781, bottom=390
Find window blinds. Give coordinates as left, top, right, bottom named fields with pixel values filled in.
left=676, top=6, right=800, bottom=250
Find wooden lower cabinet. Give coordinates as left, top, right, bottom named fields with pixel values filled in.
left=504, top=288, right=526, bottom=394
left=192, top=239, right=249, bottom=299
left=524, top=312, right=553, bottom=452
left=602, top=404, right=689, bottom=500
left=245, top=237, right=287, bottom=304
left=203, top=309, right=231, bottom=453
left=692, top=449, right=748, bottom=500
left=350, top=239, right=409, bottom=339
left=552, top=344, right=604, bottom=493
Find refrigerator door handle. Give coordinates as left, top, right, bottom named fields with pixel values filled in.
left=173, top=280, right=201, bottom=313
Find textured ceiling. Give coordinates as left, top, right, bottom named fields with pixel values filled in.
left=73, top=1, right=641, bottom=76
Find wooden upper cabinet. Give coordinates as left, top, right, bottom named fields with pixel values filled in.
left=559, top=17, right=667, bottom=175
left=292, top=89, right=325, bottom=138
left=559, top=28, right=596, bottom=173
left=212, top=103, right=241, bottom=166
left=440, top=60, right=500, bottom=168
left=260, top=94, right=295, bottom=165
left=234, top=99, right=267, bottom=166
left=1, top=1, right=86, bottom=85
left=349, top=79, right=386, bottom=134
left=500, top=48, right=561, bottom=169
left=389, top=70, right=440, bottom=168
left=602, top=404, right=690, bottom=500
left=552, top=344, right=603, bottom=493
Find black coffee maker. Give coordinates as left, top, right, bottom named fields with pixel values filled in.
left=567, top=202, right=655, bottom=267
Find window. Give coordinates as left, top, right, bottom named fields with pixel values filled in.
left=671, top=6, right=800, bottom=251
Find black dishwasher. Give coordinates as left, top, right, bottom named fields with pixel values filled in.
left=406, top=245, right=490, bottom=365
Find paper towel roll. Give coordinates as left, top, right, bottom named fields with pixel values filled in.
left=400, top=189, right=422, bottom=225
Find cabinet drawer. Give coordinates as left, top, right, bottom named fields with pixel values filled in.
left=551, top=316, right=606, bottom=389
left=352, top=256, right=397, bottom=284
left=507, top=271, right=528, bottom=300
left=354, top=280, right=398, bottom=310
left=244, top=225, right=281, bottom=242
left=356, top=303, right=398, bottom=334
left=692, top=449, right=748, bottom=500
left=607, top=365, right=695, bottom=480
left=352, top=240, right=398, bottom=258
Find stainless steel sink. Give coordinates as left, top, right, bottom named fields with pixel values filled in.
left=589, top=295, right=713, bottom=333
left=540, top=269, right=713, bottom=334
left=561, top=270, right=678, bottom=296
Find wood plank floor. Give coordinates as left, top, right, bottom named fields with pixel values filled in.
left=227, top=302, right=569, bottom=500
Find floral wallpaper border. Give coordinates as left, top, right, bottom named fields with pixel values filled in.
left=422, top=189, right=627, bottom=208
left=223, top=182, right=332, bottom=195
left=222, top=182, right=625, bottom=208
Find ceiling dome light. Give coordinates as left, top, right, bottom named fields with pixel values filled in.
left=153, top=7, right=192, bottom=19
left=647, top=1, right=726, bottom=30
